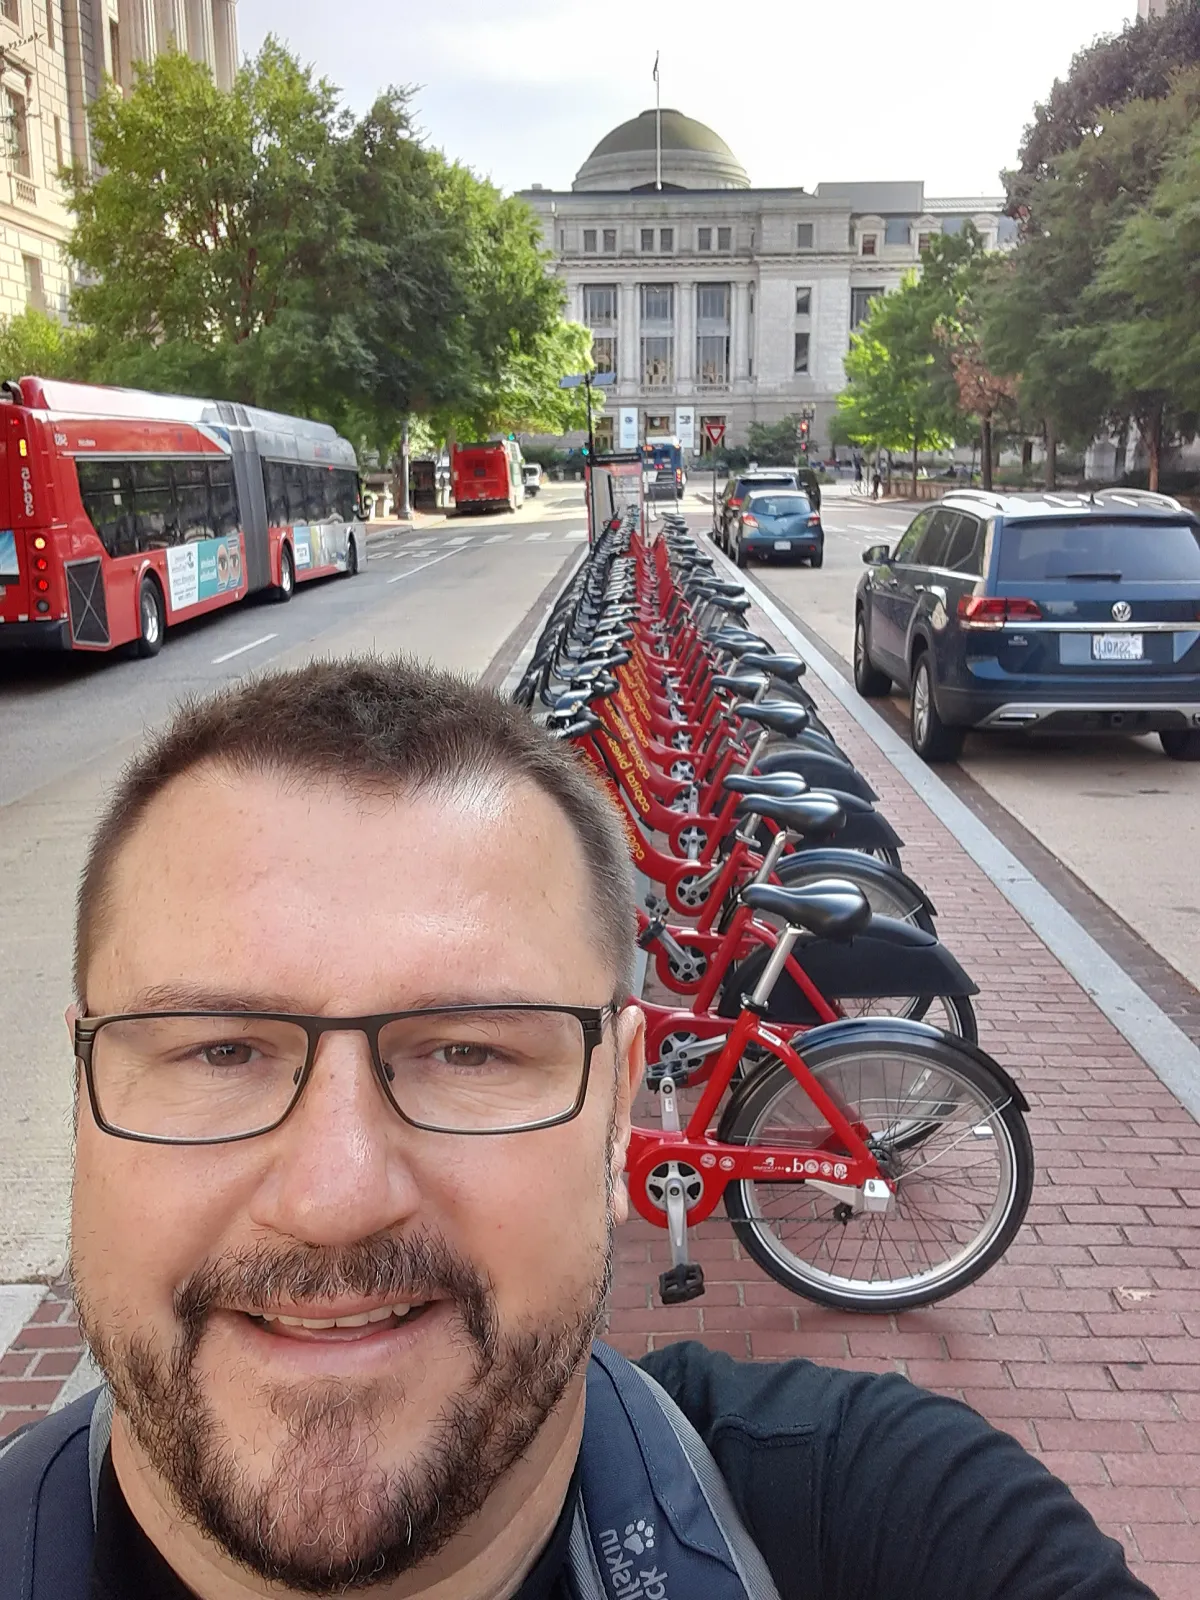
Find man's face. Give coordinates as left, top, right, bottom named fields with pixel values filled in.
left=70, top=767, right=641, bottom=1591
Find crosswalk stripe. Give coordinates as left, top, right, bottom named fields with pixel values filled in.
left=525, top=529, right=552, bottom=541
left=485, top=533, right=512, bottom=543
left=564, top=531, right=587, bottom=542
left=447, top=536, right=472, bottom=546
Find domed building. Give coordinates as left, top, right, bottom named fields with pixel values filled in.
left=522, top=110, right=1013, bottom=452
left=573, top=109, right=750, bottom=192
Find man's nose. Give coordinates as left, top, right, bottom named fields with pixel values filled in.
left=249, top=1029, right=423, bottom=1245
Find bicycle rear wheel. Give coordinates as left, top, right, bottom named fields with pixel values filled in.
left=719, top=1028, right=1032, bottom=1312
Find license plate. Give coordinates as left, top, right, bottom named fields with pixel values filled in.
left=774, top=540, right=791, bottom=551
left=1092, top=633, right=1143, bottom=661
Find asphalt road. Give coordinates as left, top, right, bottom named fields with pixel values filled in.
left=0, top=486, right=587, bottom=1281
left=724, top=484, right=1200, bottom=996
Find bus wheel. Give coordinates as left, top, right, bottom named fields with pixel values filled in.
left=345, top=535, right=359, bottom=577
left=274, top=544, right=295, bottom=603
left=135, top=577, right=165, bottom=658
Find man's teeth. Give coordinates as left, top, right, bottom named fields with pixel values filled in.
left=258, top=1304, right=420, bottom=1330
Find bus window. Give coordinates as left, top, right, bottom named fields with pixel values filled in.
left=77, top=460, right=137, bottom=558
left=175, top=459, right=214, bottom=541
left=309, top=466, right=333, bottom=522
left=284, top=463, right=308, bottom=525
left=131, top=460, right=176, bottom=550
left=262, top=460, right=288, bottom=527
left=209, top=458, right=240, bottom=538
left=332, top=468, right=357, bottom=520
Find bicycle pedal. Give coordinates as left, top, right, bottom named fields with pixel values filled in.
left=659, top=1263, right=705, bottom=1304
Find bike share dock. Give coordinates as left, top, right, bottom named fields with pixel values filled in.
left=595, top=521, right=1200, bottom=1600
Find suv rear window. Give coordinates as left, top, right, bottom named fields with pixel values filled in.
left=734, top=475, right=796, bottom=496
left=746, top=494, right=811, bottom=517
left=997, top=519, right=1200, bottom=583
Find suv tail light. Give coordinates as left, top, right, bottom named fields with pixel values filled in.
left=742, top=515, right=759, bottom=528
left=729, top=496, right=743, bottom=508
left=958, top=596, right=1042, bottom=628
left=807, top=515, right=821, bottom=527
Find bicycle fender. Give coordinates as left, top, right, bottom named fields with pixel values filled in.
left=774, top=848, right=936, bottom=917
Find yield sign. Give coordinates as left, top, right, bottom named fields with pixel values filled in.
left=703, top=419, right=726, bottom=446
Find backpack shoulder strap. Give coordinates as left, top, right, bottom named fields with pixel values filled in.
left=569, top=1341, right=780, bottom=1600
left=0, top=1389, right=107, bottom=1600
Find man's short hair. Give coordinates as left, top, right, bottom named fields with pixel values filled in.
left=75, top=657, right=637, bottom=1001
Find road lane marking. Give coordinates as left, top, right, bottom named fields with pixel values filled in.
left=485, top=533, right=512, bottom=543
left=525, top=529, right=552, bottom=541
left=564, top=531, right=587, bottom=542
left=387, top=548, right=463, bottom=583
left=447, top=536, right=472, bottom=546
left=211, top=632, right=279, bottom=665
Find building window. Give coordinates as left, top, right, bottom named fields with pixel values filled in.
left=851, top=287, right=884, bottom=329
left=795, top=287, right=811, bottom=316
left=884, top=218, right=911, bottom=246
left=640, top=227, right=654, bottom=251
left=5, top=90, right=30, bottom=176
left=22, top=254, right=46, bottom=311
left=793, top=332, right=810, bottom=373
left=717, top=225, right=731, bottom=251
left=594, top=416, right=614, bottom=452
left=0, top=0, right=18, bottom=21
left=640, top=283, right=674, bottom=322
left=559, top=230, right=565, bottom=250
left=659, top=227, right=673, bottom=252
left=583, top=284, right=617, bottom=327
left=696, top=282, right=729, bottom=322
left=640, top=336, right=674, bottom=387
left=696, top=335, right=729, bottom=387
left=591, top=335, right=616, bottom=375
left=917, top=232, right=934, bottom=254
left=108, top=18, right=122, bottom=85
left=602, top=227, right=617, bottom=253
left=697, top=226, right=712, bottom=251
left=860, top=234, right=878, bottom=257
left=583, top=228, right=597, bottom=253
left=45, top=0, right=53, bottom=48
left=797, top=222, right=814, bottom=249
left=53, top=114, right=63, bottom=176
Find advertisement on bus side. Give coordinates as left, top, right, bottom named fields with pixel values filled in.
left=165, top=535, right=244, bottom=612
left=0, top=531, right=17, bottom=581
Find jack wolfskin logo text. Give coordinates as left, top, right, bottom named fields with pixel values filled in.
left=598, top=1525, right=669, bottom=1599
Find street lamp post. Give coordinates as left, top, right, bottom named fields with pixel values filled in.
left=560, top=370, right=616, bottom=537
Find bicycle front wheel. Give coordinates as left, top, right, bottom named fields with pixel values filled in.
left=719, top=1028, right=1033, bottom=1312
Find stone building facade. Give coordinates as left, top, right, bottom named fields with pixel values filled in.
left=522, top=110, right=1012, bottom=453
left=0, top=0, right=237, bottom=323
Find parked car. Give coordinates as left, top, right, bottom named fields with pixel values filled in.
left=716, top=469, right=799, bottom=552
left=522, top=463, right=543, bottom=496
left=731, top=489, right=824, bottom=567
left=854, top=489, right=1200, bottom=763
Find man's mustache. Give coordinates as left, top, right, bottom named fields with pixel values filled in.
left=174, top=1230, right=498, bottom=1352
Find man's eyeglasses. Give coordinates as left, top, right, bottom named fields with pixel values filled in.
left=74, top=1004, right=616, bottom=1146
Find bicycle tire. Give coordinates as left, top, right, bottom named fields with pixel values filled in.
left=719, top=1027, right=1033, bottom=1312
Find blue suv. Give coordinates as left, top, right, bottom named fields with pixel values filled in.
left=854, top=489, right=1200, bottom=763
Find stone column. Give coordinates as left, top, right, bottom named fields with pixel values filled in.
left=185, top=0, right=215, bottom=69
left=118, top=0, right=156, bottom=76
left=676, top=280, right=694, bottom=388
left=619, top=281, right=639, bottom=386
left=730, top=280, right=746, bottom=381
left=212, top=0, right=238, bottom=89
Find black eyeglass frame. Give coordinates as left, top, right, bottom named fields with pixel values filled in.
left=74, top=1003, right=617, bottom=1147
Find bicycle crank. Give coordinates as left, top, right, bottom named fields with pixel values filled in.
left=648, top=1076, right=706, bottom=1304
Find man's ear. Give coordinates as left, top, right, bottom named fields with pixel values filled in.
left=65, top=1001, right=79, bottom=1043
left=609, top=1004, right=645, bottom=1223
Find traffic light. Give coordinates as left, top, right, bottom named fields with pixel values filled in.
left=798, top=416, right=810, bottom=455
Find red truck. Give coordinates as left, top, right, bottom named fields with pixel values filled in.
left=451, top=440, right=526, bottom=514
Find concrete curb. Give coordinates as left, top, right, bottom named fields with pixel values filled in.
left=715, top=547, right=1200, bottom=1126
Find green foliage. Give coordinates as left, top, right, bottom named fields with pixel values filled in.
left=62, top=42, right=582, bottom=452
left=744, top=415, right=804, bottom=466
left=0, top=309, right=91, bottom=381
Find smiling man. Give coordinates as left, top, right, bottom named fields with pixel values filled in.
left=0, top=660, right=1157, bottom=1600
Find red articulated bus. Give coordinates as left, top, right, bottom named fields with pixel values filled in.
left=0, top=376, right=366, bottom=658
left=451, top=440, right=525, bottom=515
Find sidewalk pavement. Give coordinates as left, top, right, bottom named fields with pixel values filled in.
left=2, top=564, right=1199, bottom=1596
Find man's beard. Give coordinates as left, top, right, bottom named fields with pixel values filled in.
left=73, top=1214, right=614, bottom=1594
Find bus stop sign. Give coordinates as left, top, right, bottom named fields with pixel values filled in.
left=703, top=420, right=726, bottom=447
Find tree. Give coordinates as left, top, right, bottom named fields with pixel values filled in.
left=744, top=415, right=804, bottom=466
left=0, top=309, right=91, bottom=381
left=837, top=267, right=960, bottom=493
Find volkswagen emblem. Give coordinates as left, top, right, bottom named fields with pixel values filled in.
left=1111, top=601, right=1132, bottom=622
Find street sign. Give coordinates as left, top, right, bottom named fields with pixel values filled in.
left=703, top=419, right=726, bottom=446
left=675, top=407, right=695, bottom=449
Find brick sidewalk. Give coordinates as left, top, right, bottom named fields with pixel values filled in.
left=2, top=598, right=1198, bottom=1597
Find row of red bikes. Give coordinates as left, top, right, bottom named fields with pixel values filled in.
left=513, top=507, right=1033, bottom=1312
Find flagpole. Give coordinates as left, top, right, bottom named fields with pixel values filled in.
left=654, top=53, right=662, bottom=191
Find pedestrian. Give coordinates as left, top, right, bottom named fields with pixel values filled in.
left=872, top=468, right=882, bottom=499
left=853, top=455, right=863, bottom=485
left=0, top=660, right=1155, bottom=1600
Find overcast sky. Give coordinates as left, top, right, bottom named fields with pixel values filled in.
left=239, top=1, right=1141, bottom=197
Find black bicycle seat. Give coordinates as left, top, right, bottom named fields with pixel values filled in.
left=722, top=772, right=808, bottom=798
left=711, top=672, right=769, bottom=696
left=709, top=595, right=752, bottom=615
left=545, top=710, right=603, bottom=740
left=733, top=792, right=844, bottom=841
left=718, top=634, right=772, bottom=655
left=739, top=652, right=806, bottom=683
left=734, top=701, right=811, bottom=738
left=741, top=878, right=870, bottom=940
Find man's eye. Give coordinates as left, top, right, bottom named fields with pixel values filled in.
left=200, top=1042, right=255, bottom=1068
left=436, top=1043, right=494, bottom=1069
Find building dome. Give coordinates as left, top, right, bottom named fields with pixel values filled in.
left=572, top=109, right=750, bottom=191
